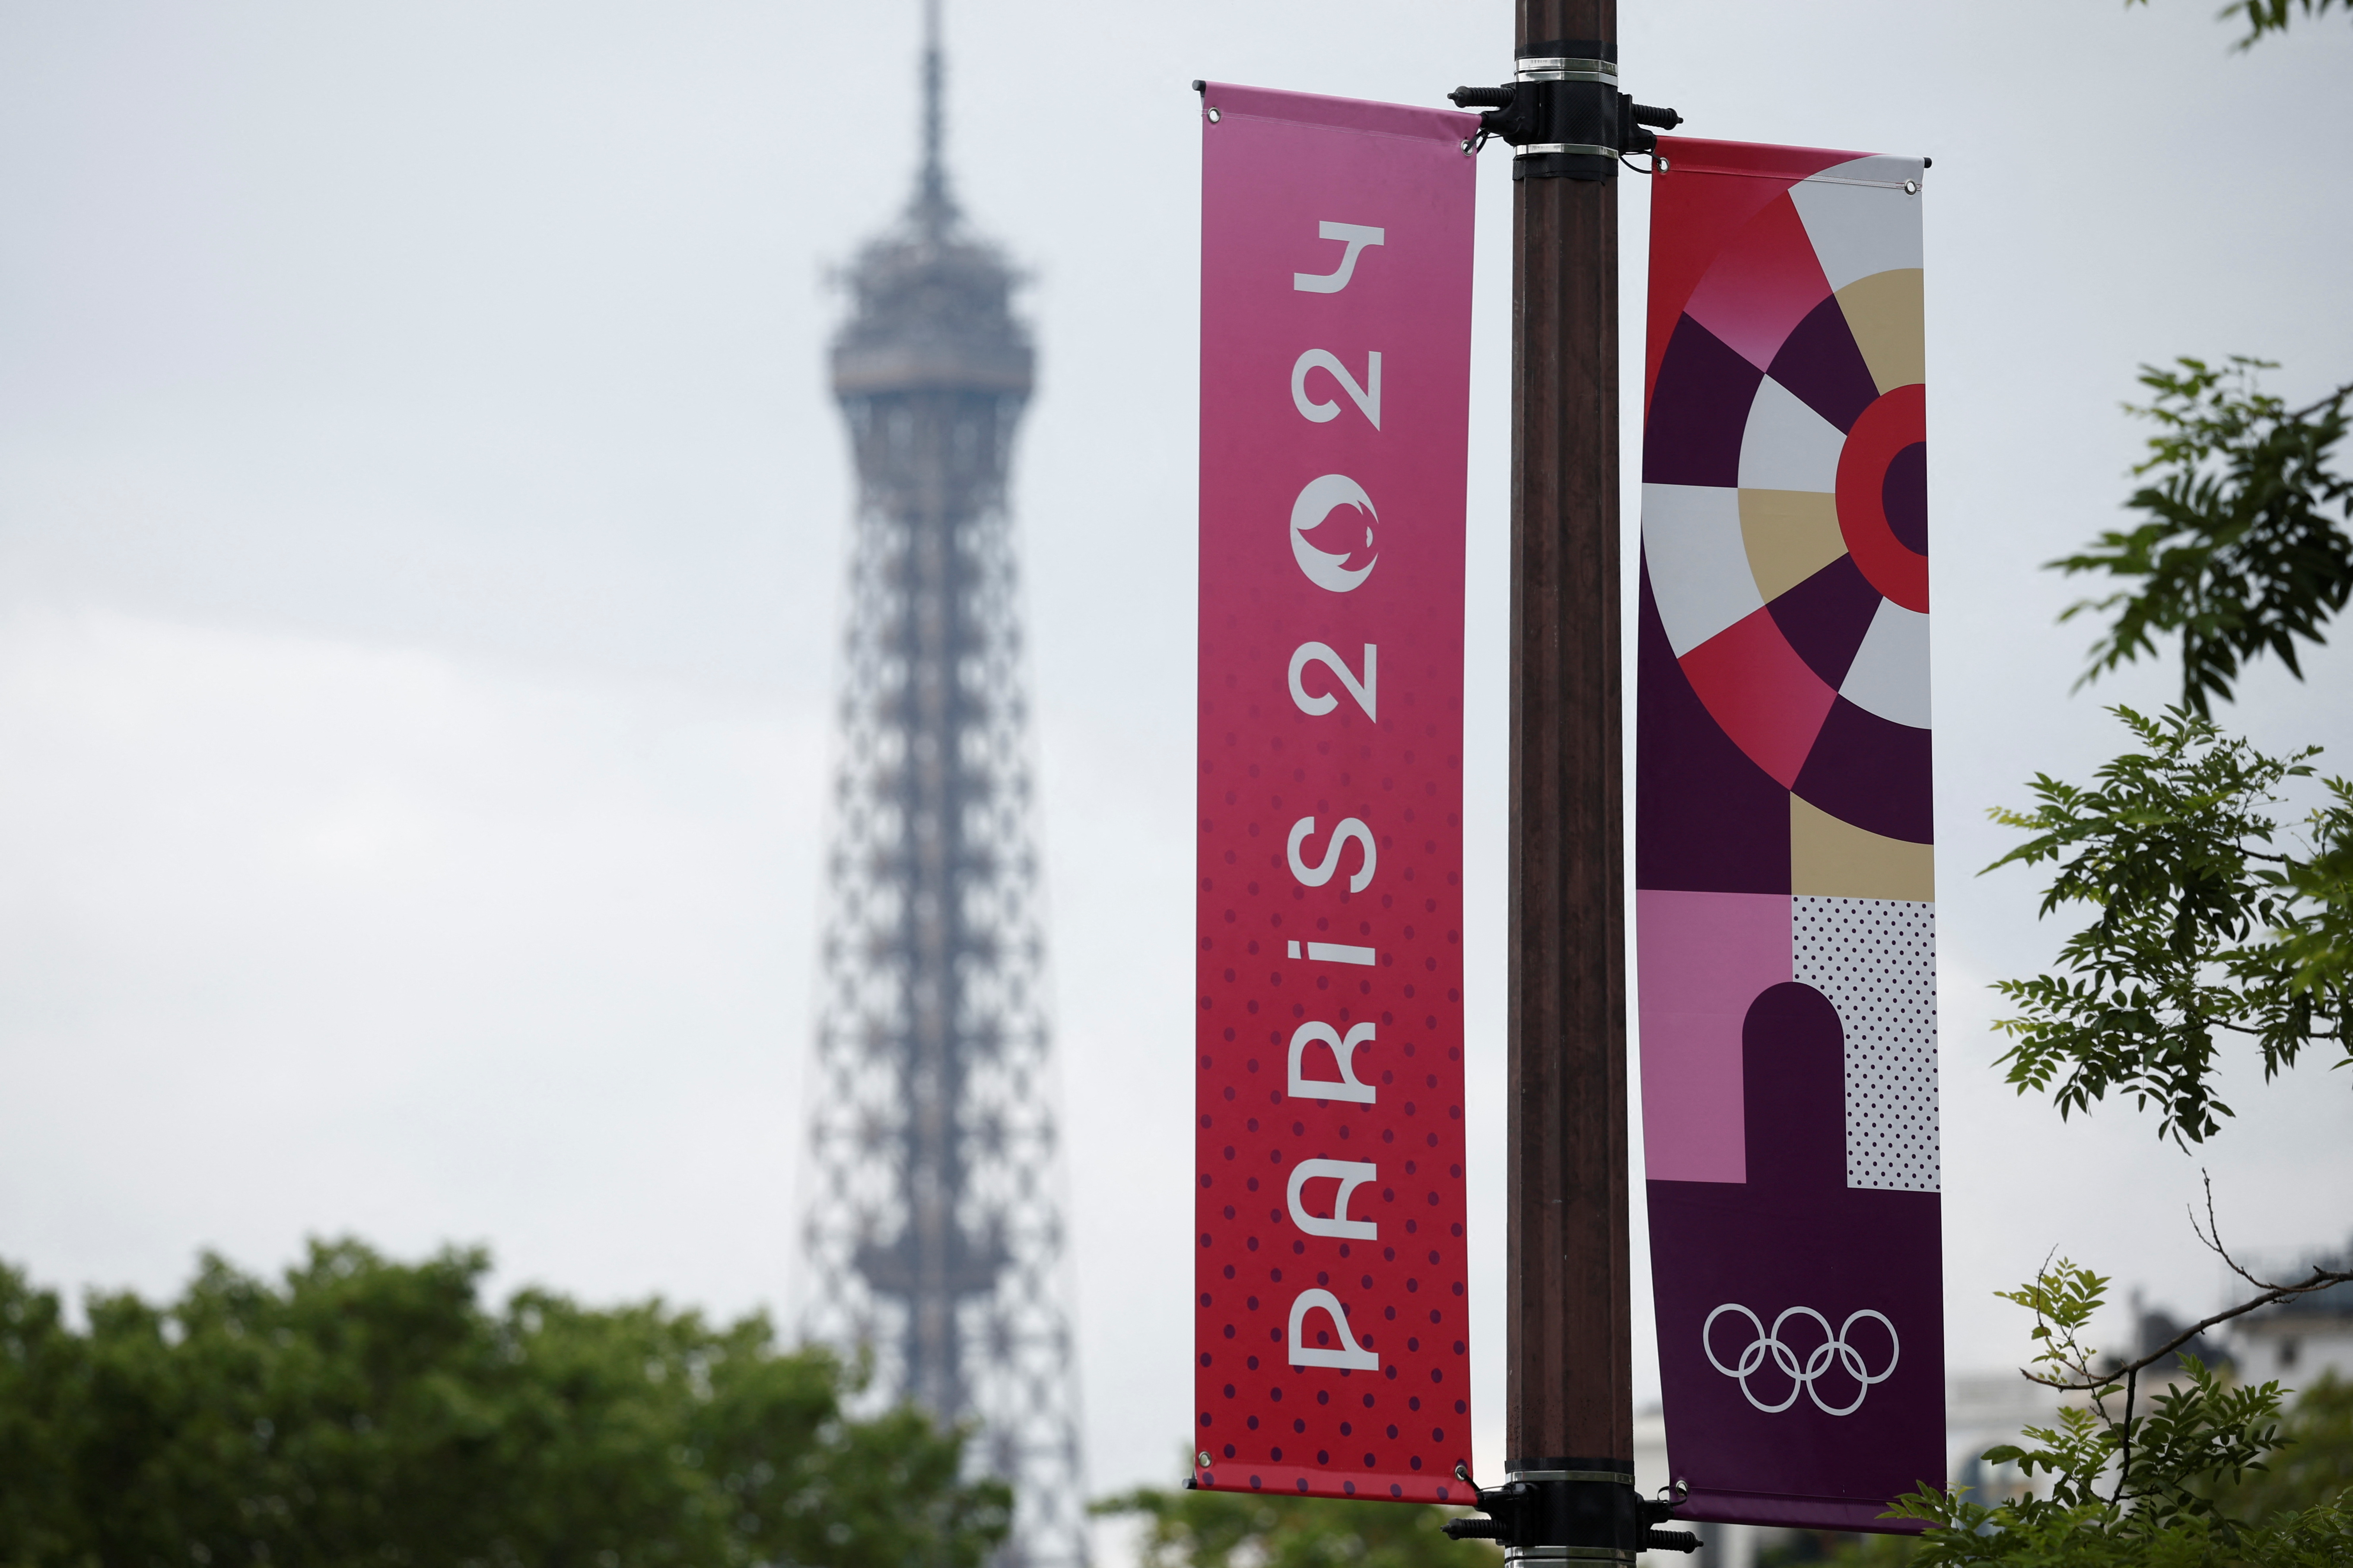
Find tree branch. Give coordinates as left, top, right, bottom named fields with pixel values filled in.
left=2110, top=1365, right=2138, bottom=1507
left=2194, top=1169, right=2279, bottom=1294
left=2024, top=1183, right=2350, bottom=1391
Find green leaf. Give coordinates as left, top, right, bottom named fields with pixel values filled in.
left=2053, top=359, right=2352, bottom=716
left=1984, top=708, right=2349, bottom=1144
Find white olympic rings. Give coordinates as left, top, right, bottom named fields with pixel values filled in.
left=1702, top=1303, right=1900, bottom=1416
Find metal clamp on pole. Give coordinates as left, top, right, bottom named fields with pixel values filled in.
left=1440, top=1462, right=1697, bottom=1560
left=1447, top=42, right=1682, bottom=182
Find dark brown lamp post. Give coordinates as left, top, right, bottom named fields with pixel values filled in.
left=1444, top=7, right=1691, bottom=1561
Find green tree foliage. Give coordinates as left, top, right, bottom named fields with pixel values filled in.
left=1990, top=357, right=2353, bottom=1146
left=1092, top=1478, right=1495, bottom=1568
left=1999, top=0, right=2353, bottom=1148
left=1984, top=707, right=2351, bottom=1145
left=2056, top=360, right=2352, bottom=717
left=1832, top=1265, right=2353, bottom=1567
left=2210, top=1374, right=2353, bottom=1521
left=1922, top=1, right=2352, bottom=1560
left=0, top=1239, right=1010, bottom=1568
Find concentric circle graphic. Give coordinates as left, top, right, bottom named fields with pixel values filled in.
left=1640, top=157, right=1932, bottom=842
left=1835, top=384, right=1928, bottom=613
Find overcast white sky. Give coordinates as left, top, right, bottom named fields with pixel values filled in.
left=1, top=0, right=2349, bottom=1550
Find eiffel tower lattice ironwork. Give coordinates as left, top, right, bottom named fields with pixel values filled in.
left=799, top=8, right=1086, bottom=1567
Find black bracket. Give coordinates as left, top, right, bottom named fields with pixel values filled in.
left=1440, top=1461, right=1697, bottom=1559
left=1448, top=41, right=1682, bottom=182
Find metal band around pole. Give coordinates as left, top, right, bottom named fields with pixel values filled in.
left=1515, top=57, right=1616, bottom=77
left=1503, top=1468, right=1636, bottom=1485
left=1503, top=1549, right=1636, bottom=1565
left=1515, top=144, right=1618, bottom=159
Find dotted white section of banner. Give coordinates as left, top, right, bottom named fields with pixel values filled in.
left=1793, top=897, right=1940, bottom=1192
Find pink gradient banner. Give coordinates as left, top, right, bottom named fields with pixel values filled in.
left=1192, top=83, right=1476, bottom=1505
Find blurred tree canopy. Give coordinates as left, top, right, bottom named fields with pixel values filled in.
left=1092, top=1479, right=1494, bottom=1568
left=2205, top=1371, right=2353, bottom=1525
left=0, top=1238, right=1008, bottom=1568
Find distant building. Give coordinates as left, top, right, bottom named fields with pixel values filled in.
left=2232, top=1237, right=2353, bottom=1390
left=2127, top=1289, right=2232, bottom=1378
left=1945, top=1368, right=2065, bottom=1509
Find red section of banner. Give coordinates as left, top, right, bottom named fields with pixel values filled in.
left=1194, top=83, right=1475, bottom=1505
left=1641, top=137, right=1870, bottom=410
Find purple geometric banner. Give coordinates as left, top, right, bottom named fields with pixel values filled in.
left=1637, top=136, right=1943, bottom=1534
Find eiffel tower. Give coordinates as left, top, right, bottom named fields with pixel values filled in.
left=798, top=7, right=1087, bottom=1566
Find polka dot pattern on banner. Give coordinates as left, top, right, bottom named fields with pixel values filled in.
left=1793, top=897, right=1938, bottom=1192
